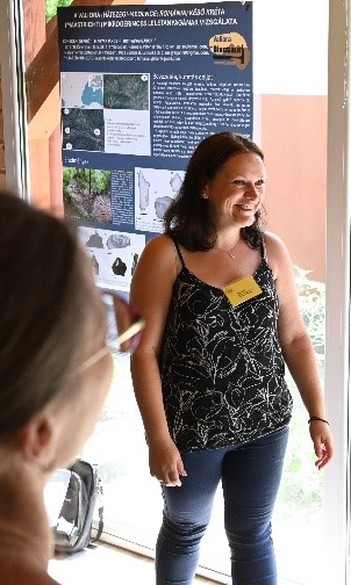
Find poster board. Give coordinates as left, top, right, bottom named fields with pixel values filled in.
left=58, top=2, right=253, bottom=291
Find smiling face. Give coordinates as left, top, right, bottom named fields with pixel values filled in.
left=203, top=152, right=266, bottom=230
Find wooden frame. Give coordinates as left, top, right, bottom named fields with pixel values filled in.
left=24, top=0, right=144, bottom=210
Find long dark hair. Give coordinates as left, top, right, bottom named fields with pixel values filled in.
left=164, top=132, right=265, bottom=250
left=0, top=192, right=104, bottom=441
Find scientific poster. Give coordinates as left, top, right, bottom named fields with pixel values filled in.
left=58, top=2, right=253, bottom=291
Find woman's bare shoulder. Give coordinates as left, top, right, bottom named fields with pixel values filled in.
left=263, top=231, right=291, bottom=258
left=263, top=230, right=285, bottom=248
left=141, top=234, right=175, bottom=257
left=134, top=234, right=179, bottom=276
left=262, top=231, right=292, bottom=278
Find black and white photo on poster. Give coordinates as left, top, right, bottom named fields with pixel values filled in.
left=79, top=225, right=145, bottom=291
left=135, top=167, right=185, bottom=233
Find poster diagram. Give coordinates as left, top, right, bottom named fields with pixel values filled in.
left=135, top=167, right=185, bottom=233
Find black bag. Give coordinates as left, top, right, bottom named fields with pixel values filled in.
left=46, top=459, right=104, bottom=554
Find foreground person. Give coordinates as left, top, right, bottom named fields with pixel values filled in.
left=0, top=192, right=142, bottom=584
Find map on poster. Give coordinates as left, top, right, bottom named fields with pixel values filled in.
left=61, top=72, right=104, bottom=109
left=61, top=72, right=151, bottom=156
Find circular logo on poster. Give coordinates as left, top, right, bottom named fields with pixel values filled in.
left=208, top=32, right=250, bottom=69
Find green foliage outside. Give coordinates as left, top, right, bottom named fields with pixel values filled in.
left=277, top=267, right=325, bottom=521
left=45, top=0, right=72, bottom=22
left=294, top=265, right=325, bottom=357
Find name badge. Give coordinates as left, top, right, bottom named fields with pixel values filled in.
left=223, top=275, right=263, bottom=307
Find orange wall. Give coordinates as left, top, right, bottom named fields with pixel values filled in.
left=260, top=95, right=327, bottom=282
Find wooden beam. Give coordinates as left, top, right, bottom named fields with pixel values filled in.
left=26, top=0, right=144, bottom=125
left=23, top=0, right=49, bottom=206
left=28, top=83, right=60, bottom=140
left=25, top=0, right=145, bottom=210
left=26, top=22, right=60, bottom=127
left=23, top=0, right=46, bottom=67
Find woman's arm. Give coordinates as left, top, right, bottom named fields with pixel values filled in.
left=130, top=235, right=187, bottom=486
left=265, top=232, right=334, bottom=469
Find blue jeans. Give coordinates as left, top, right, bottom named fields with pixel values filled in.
left=155, top=426, right=289, bottom=585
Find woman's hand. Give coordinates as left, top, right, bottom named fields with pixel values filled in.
left=309, top=421, right=334, bottom=470
left=148, top=436, right=187, bottom=487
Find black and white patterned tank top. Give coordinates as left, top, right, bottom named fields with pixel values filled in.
left=158, top=238, right=293, bottom=451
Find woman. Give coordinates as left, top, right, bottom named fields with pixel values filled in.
left=130, top=132, right=334, bottom=585
left=0, top=192, right=137, bottom=584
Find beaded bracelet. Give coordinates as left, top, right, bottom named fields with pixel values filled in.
left=308, top=416, right=329, bottom=425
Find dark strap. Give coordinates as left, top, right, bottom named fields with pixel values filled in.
left=172, top=235, right=266, bottom=267
left=171, top=237, right=186, bottom=268
left=90, top=504, right=104, bottom=544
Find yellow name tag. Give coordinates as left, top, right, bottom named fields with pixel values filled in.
left=223, top=275, right=263, bottom=307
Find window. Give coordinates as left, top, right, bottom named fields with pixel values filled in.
left=0, top=1, right=348, bottom=583
left=80, top=2, right=331, bottom=583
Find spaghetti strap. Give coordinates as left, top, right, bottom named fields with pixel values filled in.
left=171, top=237, right=186, bottom=268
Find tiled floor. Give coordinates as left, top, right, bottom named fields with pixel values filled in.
left=49, top=543, right=221, bottom=584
